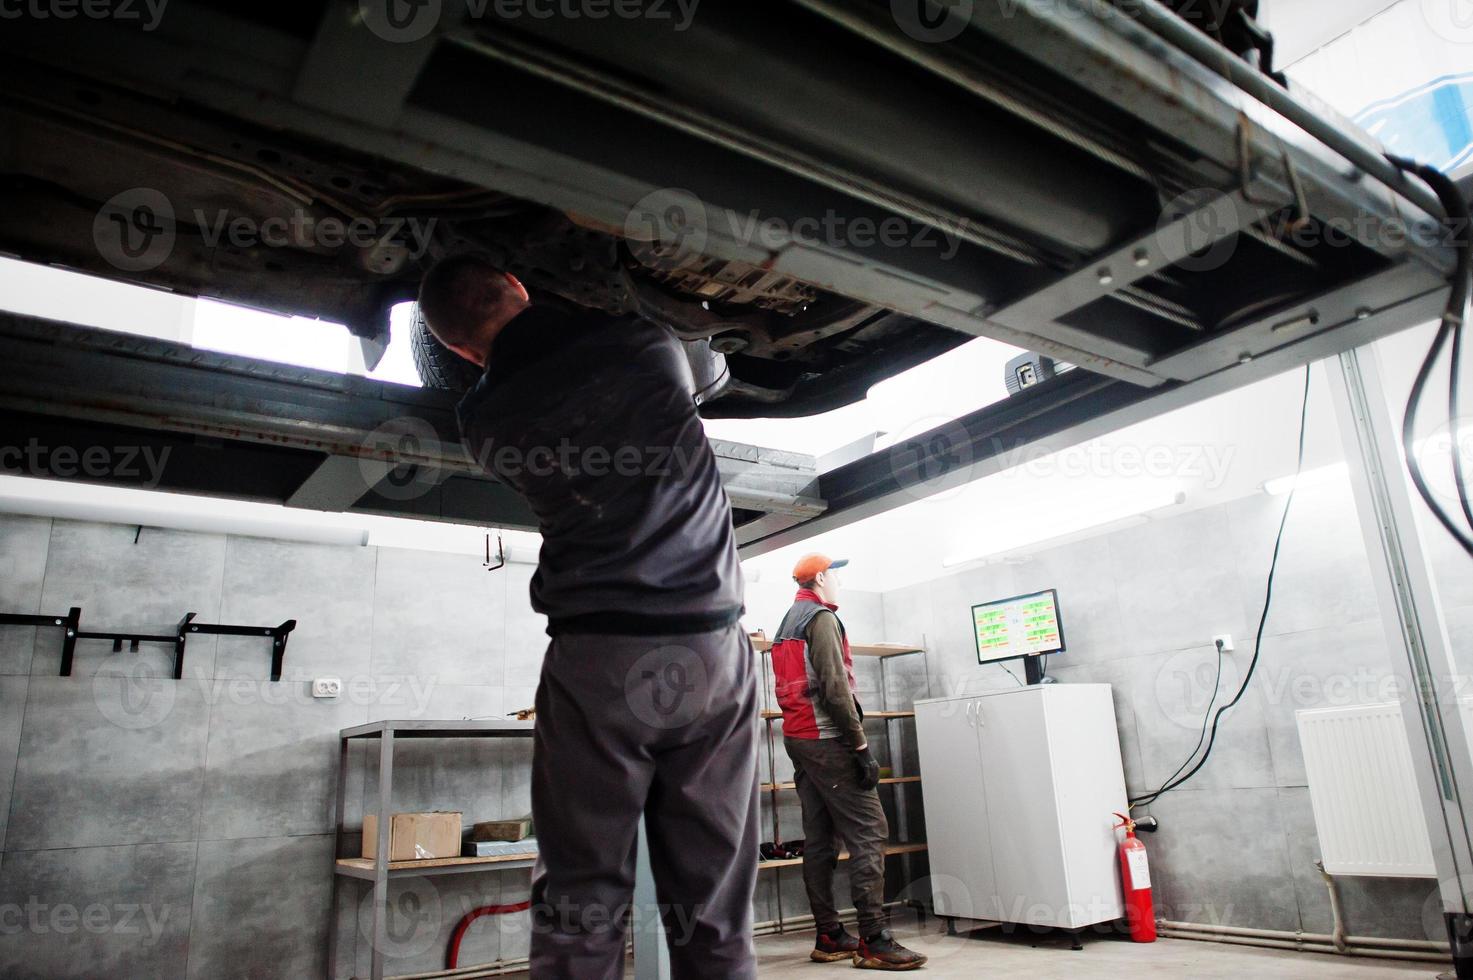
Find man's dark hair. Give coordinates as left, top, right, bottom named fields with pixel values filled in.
left=797, top=578, right=817, bottom=589
left=417, top=254, right=520, bottom=349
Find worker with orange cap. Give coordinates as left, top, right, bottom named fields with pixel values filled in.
left=769, top=554, right=927, bottom=970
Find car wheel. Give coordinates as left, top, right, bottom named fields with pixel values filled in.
left=409, top=303, right=484, bottom=392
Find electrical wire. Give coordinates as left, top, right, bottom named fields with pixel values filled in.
left=1387, top=156, right=1473, bottom=557
left=1128, top=161, right=1469, bottom=809
left=1136, top=638, right=1226, bottom=810
left=1129, top=364, right=1311, bottom=808
left=1450, top=300, right=1473, bottom=532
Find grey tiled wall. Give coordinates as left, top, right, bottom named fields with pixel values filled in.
left=883, top=477, right=1472, bottom=941
left=6, top=471, right=1462, bottom=975
left=0, top=515, right=896, bottom=978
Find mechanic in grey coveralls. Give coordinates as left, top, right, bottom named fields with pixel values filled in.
left=416, top=254, right=758, bottom=979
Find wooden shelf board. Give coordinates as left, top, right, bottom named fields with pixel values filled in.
left=761, top=710, right=914, bottom=721
left=749, top=637, right=922, bottom=658
left=761, top=775, right=920, bottom=792
left=760, top=842, right=928, bottom=870
left=336, top=852, right=537, bottom=876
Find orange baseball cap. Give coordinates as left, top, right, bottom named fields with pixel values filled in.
left=792, top=553, right=849, bottom=582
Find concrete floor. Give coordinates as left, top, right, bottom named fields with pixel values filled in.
left=749, top=918, right=1443, bottom=979
left=498, top=915, right=1447, bottom=978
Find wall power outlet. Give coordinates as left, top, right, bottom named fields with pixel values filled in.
left=312, top=677, right=342, bottom=698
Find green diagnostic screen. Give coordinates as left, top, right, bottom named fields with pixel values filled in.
left=971, top=589, right=1063, bottom=664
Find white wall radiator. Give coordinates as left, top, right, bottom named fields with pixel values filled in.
left=1295, top=700, right=1473, bottom=878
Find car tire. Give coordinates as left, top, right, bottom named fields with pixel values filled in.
left=409, top=303, right=483, bottom=392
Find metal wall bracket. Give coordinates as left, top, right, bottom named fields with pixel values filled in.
left=175, top=612, right=298, bottom=682
left=0, top=607, right=81, bottom=674
left=0, top=607, right=296, bottom=681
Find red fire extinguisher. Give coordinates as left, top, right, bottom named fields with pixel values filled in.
left=1113, top=812, right=1157, bottom=943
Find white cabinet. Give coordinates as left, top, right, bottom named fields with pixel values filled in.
left=914, top=684, right=1128, bottom=930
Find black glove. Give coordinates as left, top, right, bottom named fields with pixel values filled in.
left=854, top=746, right=881, bottom=791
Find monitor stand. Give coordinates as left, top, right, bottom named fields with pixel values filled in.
left=1024, top=655, right=1046, bottom=686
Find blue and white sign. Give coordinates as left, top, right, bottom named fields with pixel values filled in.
left=1355, top=72, right=1473, bottom=173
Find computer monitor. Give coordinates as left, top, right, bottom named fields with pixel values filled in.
left=971, top=589, right=1065, bottom=667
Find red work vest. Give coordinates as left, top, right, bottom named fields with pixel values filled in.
left=769, top=588, right=855, bottom=739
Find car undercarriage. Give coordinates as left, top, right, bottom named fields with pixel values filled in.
left=0, top=0, right=1462, bottom=550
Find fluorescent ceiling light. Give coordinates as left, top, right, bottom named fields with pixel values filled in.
left=0, top=475, right=540, bottom=559
left=1263, top=462, right=1350, bottom=496
left=1264, top=426, right=1471, bottom=497
left=942, top=488, right=1186, bottom=568
left=0, top=475, right=369, bottom=546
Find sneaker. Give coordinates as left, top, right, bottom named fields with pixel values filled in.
left=853, top=929, right=928, bottom=970
left=811, top=926, right=861, bottom=962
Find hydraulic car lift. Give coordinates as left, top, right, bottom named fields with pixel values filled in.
left=1, top=2, right=1471, bottom=978
left=0, top=0, right=1461, bottom=549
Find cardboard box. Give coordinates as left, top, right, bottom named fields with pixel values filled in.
left=470, top=815, right=533, bottom=842
left=362, top=811, right=463, bottom=862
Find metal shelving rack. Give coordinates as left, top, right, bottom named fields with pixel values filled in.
left=327, top=720, right=536, bottom=980
left=749, top=634, right=930, bottom=931
left=329, top=720, right=723, bottom=980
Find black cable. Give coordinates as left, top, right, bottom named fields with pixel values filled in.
left=1136, top=638, right=1225, bottom=809
left=1130, top=160, right=1469, bottom=809
left=1450, top=314, right=1473, bottom=531
left=1387, top=156, right=1473, bottom=557
left=1130, top=364, right=1311, bottom=808
left=998, top=661, right=1025, bottom=688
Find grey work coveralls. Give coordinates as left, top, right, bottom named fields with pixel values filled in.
left=457, top=302, right=759, bottom=979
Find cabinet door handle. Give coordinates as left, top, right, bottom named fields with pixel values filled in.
left=965, top=701, right=975, bottom=727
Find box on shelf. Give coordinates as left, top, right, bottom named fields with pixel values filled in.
left=471, top=815, right=533, bottom=842
left=362, top=811, right=462, bottom=862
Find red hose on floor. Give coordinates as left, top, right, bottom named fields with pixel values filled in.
left=446, top=901, right=532, bottom=970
